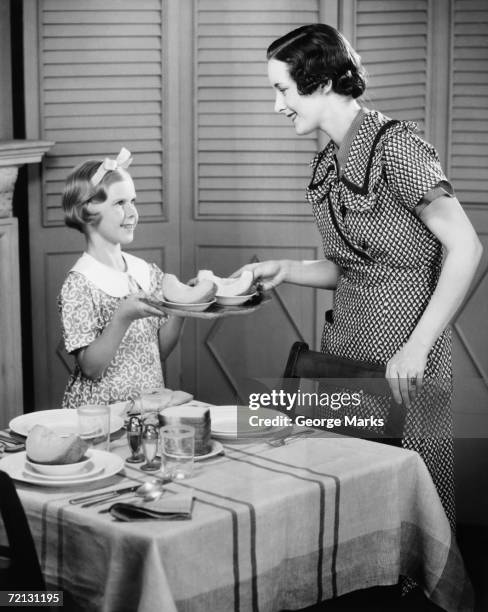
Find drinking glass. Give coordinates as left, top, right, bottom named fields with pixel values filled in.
left=160, top=425, right=195, bottom=480
left=141, top=424, right=161, bottom=471
left=78, top=404, right=111, bottom=452
left=126, top=416, right=144, bottom=463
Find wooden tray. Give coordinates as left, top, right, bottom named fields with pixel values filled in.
left=141, top=292, right=271, bottom=319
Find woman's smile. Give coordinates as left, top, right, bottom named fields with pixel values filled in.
left=267, top=58, right=328, bottom=135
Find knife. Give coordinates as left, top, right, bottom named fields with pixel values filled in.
left=81, top=488, right=141, bottom=508
left=69, top=485, right=139, bottom=505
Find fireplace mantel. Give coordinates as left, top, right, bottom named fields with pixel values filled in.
left=0, top=139, right=54, bottom=218
left=0, top=139, right=54, bottom=168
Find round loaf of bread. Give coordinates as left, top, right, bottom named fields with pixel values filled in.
left=26, top=424, right=89, bottom=465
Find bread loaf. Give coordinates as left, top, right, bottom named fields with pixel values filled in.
left=26, top=424, right=89, bottom=465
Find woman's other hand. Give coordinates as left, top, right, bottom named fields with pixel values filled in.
left=231, top=260, right=290, bottom=291
left=386, top=341, right=429, bottom=407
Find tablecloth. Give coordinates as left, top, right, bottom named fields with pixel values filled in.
left=9, top=433, right=473, bottom=612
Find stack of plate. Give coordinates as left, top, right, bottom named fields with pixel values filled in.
left=159, top=405, right=212, bottom=456
left=209, top=406, right=289, bottom=441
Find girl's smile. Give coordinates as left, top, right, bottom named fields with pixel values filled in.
left=87, top=174, right=138, bottom=247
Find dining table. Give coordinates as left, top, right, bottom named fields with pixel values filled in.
left=2, top=424, right=473, bottom=612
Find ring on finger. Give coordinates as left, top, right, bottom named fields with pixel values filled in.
left=408, top=377, right=416, bottom=386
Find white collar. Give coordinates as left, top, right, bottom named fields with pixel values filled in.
left=70, top=252, right=151, bottom=297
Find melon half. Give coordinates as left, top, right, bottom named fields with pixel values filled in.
left=162, top=274, right=217, bottom=304
left=197, top=270, right=254, bottom=297
left=26, top=424, right=89, bottom=465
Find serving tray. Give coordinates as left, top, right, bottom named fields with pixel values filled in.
left=141, top=291, right=271, bottom=319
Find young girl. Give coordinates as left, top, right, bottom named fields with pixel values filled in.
left=58, top=147, right=184, bottom=410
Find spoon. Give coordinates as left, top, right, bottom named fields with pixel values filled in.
left=97, top=478, right=167, bottom=513
left=135, top=479, right=166, bottom=501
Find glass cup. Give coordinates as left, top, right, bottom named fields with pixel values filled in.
left=77, top=404, right=111, bottom=452
left=160, top=425, right=195, bottom=480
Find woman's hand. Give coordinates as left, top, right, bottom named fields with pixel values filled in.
left=114, top=293, right=164, bottom=324
left=386, top=341, right=429, bottom=407
left=231, top=260, right=290, bottom=290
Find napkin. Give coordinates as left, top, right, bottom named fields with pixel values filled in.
left=108, top=492, right=194, bottom=521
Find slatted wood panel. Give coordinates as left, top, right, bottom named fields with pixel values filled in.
left=354, top=0, right=428, bottom=133
left=40, top=0, right=164, bottom=225
left=450, top=0, right=488, bottom=205
left=195, top=0, right=320, bottom=219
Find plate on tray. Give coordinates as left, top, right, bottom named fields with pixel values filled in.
left=9, top=409, right=124, bottom=438
left=141, top=291, right=271, bottom=319
left=215, top=292, right=257, bottom=306
left=210, top=406, right=290, bottom=440
left=0, top=450, right=124, bottom=487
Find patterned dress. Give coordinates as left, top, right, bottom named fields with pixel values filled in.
left=306, top=109, right=456, bottom=528
left=58, top=253, right=168, bottom=410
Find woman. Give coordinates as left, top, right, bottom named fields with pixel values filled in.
left=235, top=24, right=482, bottom=529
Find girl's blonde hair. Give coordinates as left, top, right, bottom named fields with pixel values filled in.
left=62, top=161, right=128, bottom=233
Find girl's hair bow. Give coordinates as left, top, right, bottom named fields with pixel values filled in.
left=91, top=147, right=133, bottom=186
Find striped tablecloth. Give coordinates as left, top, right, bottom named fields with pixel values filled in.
left=14, top=433, right=472, bottom=612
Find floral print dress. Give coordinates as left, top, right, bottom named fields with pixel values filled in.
left=307, top=109, right=456, bottom=528
left=58, top=252, right=168, bottom=410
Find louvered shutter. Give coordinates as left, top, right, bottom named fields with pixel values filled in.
left=450, top=0, right=488, bottom=205
left=40, top=0, right=164, bottom=225
left=354, top=0, right=429, bottom=133
left=196, top=0, right=320, bottom=219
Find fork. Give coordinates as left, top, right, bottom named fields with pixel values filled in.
left=266, top=431, right=313, bottom=447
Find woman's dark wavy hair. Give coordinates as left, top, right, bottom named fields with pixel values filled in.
left=267, top=24, right=366, bottom=98
left=62, top=161, right=128, bottom=233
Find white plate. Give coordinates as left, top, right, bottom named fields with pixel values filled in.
left=161, top=299, right=216, bottom=312
left=215, top=293, right=256, bottom=307
left=0, top=450, right=124, bottom=487
left=23, top=459, right=104, bottom=482
left=194, top=440, right=224, bottom=461
left=209, top=406, right=289, bottom=440
left=9, top=409, right=124, bottom=438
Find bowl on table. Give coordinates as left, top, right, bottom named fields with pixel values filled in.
left=25, top=451, right=92, bottom=476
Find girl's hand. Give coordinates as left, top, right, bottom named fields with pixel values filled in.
left=386, top=342, right=429, bottom=407
left=114, top=293, right=164, bottom=324
left=231, top=260, right=290, bottom=291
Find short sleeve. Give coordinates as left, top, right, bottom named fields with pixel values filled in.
left=57, top=272, right=100, bottom=354
left=383, top=129, right=454, bottom=213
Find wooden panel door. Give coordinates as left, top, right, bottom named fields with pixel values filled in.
left=23, top=0, right=182, bottom=411
left=178, top=0, right=335, bottom=403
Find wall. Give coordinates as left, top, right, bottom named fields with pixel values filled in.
left=0, top=0, right=12, bottom=139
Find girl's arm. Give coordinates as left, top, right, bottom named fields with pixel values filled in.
left=233, top=258, right=342, bottom=290
left=386, top=196, right=483, bottom=406
left=76, top=295, right=163, bottom=379
left=158, top=316, right=185, bottom=361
